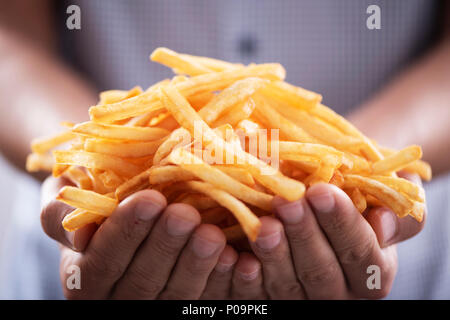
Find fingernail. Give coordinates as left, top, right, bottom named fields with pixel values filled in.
left=73, top=232, right=86, bottom=252
left=255, top=231, right=281, bottom=250
left=191, top=235, right=222, bottom=258
left=238, top=269, right=259, bottom=281
left=276, top=200, right=304, bottom=224
left=308, top=189, right=335, bottom=213
left=215, top=262, right=234, bottom=273
left=65, top=230, right=74, bottom=247
left=135, top=201, right=164, bottom=221
left=380, top=210, right=398, bottom=245
left=72, top=224, right=97, bottom=252
left=166, top=212, right=198, bottom=236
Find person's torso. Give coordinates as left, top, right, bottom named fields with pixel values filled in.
left=64, top=0, right=440, bottom=114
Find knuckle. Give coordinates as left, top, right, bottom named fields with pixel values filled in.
left=185, top=258, right=214, bottom=276
left=336, top=238, right=376, bottom=266
left=298, top=261, right=341, bottom=286
left=266, top=281, right=303, bottom=299
left=82, top=248, right=125, bottom=280
left=287, top=224, right=316, bottom=246
left=322, top=210, right=349, bottom=234
left=161, top=287, right=197, bottom=300
left=40, top=201, right=61, bottom=235
left=121, top=269, right=165, bottom=298
left=114, top=218, right=144, bottom=243
left=256, top=247, right=284, bottom=264
left=151, top=235, right=183, bottom=259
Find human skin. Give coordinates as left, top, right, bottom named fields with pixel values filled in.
left=41, top=172, right=423, bottom=299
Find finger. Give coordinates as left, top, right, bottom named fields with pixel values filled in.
left=41, top=177, right=97, bottom=251
left=231, top=252, right=267, bottom=300
left=366, top=172, right=426, bottom=247
left=112, top=203, right=200, bottom=299
left=201, top=245, right=238, bottom=300
left=366, top=206, right=425, bottom=248
left=273, top=196, right=348, bottom=299
left=159, top=224, right=226, bottom=299
left=249, top=216, right=305, bottom=299
left=70, top=190, right=166, bottom=299
left=307, top=184, right=397, bottom=299
left=66, top=223, right=99, bottom=252
left=41, top=177, right=76, bottom=248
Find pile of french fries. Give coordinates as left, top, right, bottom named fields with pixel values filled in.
left=27, top=48, right=431, bottom=242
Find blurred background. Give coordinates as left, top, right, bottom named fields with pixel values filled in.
left=0, top=0, right=449, bottom=299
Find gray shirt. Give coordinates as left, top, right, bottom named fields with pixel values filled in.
left=70, top=0, right=439, bottom=115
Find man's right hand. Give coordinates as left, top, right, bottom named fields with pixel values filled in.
left=41, top=176, right=239, bottom=299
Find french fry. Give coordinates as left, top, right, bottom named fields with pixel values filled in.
left=365, top=194, right=384, bottom=207
left=126, top=108, right=167, bottom=127
left=153, top=127, right=192, bottom=165
left=159, top=85, right=306, bottom=201
left=213, top=165, right=255, bottom=186
left=309, top=104, right=383, bottom=161
left=26, top=153, right=54, bottom=172
left=99, top=86, right=143, bottom=104
left=31, top=131, right=75, bottom=154
left=53, top=164, right=70, bottom=177
left=252, top=94, right=318, bottom=143
left=63, top=166, right=93, bottom=190
left=278, top=141, right=343, bottom=167
left=402, top=161, right=432, bottom=182
left=198, top=77, right=267, bottom=124
left=178, top=52, right=242, bottom=72
left=379, top=145, right=432, bottom=181
left=57, top=186, right=118, bottom=216
left=343, top=174, right=424, bottom=222
left=26, top=47, right=430, bottom=239
left=54, top=150, right=142, bottom=177
left=115, top=169, right=151, bottom=201
left=275, top=101, right=364, bottom=151
left=86, top=168, right=111, bottom=194
left=149, top=165, right=196, bottom=184
left=329, top=170, right=345, bottom=188
left=369, top=175, right=425, bottom=202
left=98, top=170, right=124, bottom=189
left=183, top=181, right=261, bottom=241
left=372, top=145, right=422, bottom=175
left=236, top=119, right=261, bottom=136
left=147, top=112, right=171, bottom=127
left=168, top=147, right=273, bottom=211
left=62, top=208, right=103, bottom=232
left=260, top=80, right=322, bottom=110
left=73, top=121, right=169, bottom=141
left=306, top=164, right=335, bottom=185
left=187, top=91, right=216, bottom=109
left=150, top=47, right=214, bottom=76
left=212, top=98, right=256, bottom=127
left=89, top=63, right=285, bottom=123
left=84, top=138, right=165, bottom=158
left=349, top=188, right=367, bottom=213
left=341, top=152, right=371, bottom=173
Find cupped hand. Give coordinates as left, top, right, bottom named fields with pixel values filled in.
left=41, top=173, right=425, bottom=300
left=41, top=176, right=238, bottom=300
left=232, top=173, right=425, bottom=299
